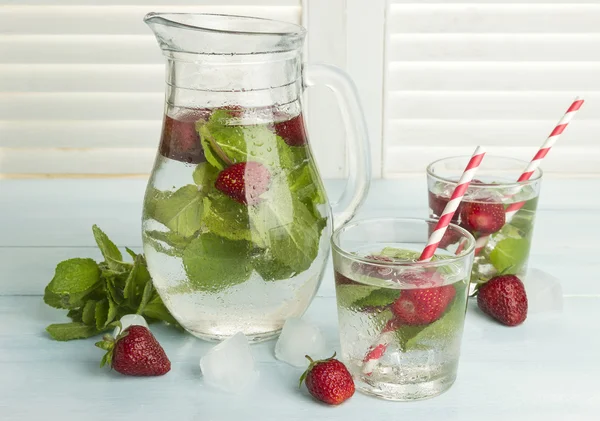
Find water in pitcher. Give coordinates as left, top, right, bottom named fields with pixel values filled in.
left=142, top=104, right=331, bottom=342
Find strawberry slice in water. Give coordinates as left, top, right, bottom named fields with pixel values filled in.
left=460, top=201, right=505, bottom=235
left=274, top=114, right=308, bottom=147
left=159, top=114, right=207, bottom=164
left=391, top=284, right=456, bottom=325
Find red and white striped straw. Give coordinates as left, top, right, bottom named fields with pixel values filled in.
left=474, top=97, right=584, bottom=255
left=362, top=146, right=486, bottom=375
left=419, top=146, right=486, bottom=261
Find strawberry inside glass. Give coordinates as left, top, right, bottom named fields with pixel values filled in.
left=142, top=106, right=330, bottom=342
left=426, top=156, right=542, bottom=291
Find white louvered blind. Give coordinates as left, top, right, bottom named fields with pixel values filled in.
left=0, top=0, right=301, bottom=178
left=383, top=0, right=600, bottom=177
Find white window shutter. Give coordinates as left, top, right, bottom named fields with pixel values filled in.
left=383, top=0, right=599, bottom=177
left=0, top=0, right=301, bottom=177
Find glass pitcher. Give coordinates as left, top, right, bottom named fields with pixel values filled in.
left=142, top=13, right=370, bottom=342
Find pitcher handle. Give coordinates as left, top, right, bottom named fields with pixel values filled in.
left=303, top=63, right=371, bottom=229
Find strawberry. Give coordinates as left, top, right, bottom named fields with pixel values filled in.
left=460, top=201, right=505, bottom=235
left=299, top=354, right=355, bottom=405
left=334, top=271, right=360, bottom=286
left=95, top=325, right=171, bottom=376
left=274, top=114, right=308, bottom=147
left=438, top=229, right=462, bottom=249
left=159, top=114, right=206, bottom=164
left=391, top=284, right=456, bottom=325
left=429, top=193, right=461, bottom=222
left=477, top=275, right=528, bottom=326
left=215, top=162, right=271, bottom=205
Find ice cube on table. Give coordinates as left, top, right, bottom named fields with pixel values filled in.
left=200, top=332, right=259, bottom=393
left=113, top=314, right=148, bottom=336
left=523, top=268, right=563, bottom=314
left=275, top=318, right=328, bottom=367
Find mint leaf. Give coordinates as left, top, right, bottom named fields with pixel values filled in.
left=150, top=185, right=204, bottom=238
left=106, top=295, right=118, bottom=327
left=192, top=162, right=219, bottom=186
left=199, top=110, right=277, bottom=167
left=404, top=283, right=468, bottom=350
left=507, top=209, right=536, bottom=236
left=289, top=163, right=326, bottom=205
left=197, top=121, right=227, bottom=170
left=354, top=288, right=401, bottom=308
left=335, top=284, right=376, bottom=309
left=46, top=322, right=100, bottom=341
left=202, top=195, right=258, bottom=245
left=43, top=288, right=64, bottom=309
left=489, top=237, right=530, bottom=274
left=144, top=187, right=175, bottom=219
left=143, top=295, right=180, bottom=327
left=105, top=276, right=124, bottom=305
left=92, top=225, right=128, bottom=271
left=123, top=254, right=150, bottom=308
left=379, top=248, right=420, bottom=261
left=183, top=233, right=252, bottom=292
left=143, top=230, right=190, bottom=257
left=82, top=300, right=97, bottom=325
left=137, top=280, right=154, bottom=314
left=45, top=258, right=101, bottom=309
left=95, top=299, right=109, bottom=330
left=125, top=247, right=138, bottom=260
left=248, top=178, right=322, bottom=274
left=67, top=308, right=83, bottom=323
left=253, top=253, right=296, bottom=282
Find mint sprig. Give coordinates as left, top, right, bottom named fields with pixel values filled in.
left=144, top=109, right=328, bottom=293
left=44, top=225, right=180, bottom=341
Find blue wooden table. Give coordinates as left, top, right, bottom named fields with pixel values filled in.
left=1, top=178, right=598, bottom=420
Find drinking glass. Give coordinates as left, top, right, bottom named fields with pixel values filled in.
left=332, top=218, right=475, bottom=400
left=427, top=156, right=542, bottom=290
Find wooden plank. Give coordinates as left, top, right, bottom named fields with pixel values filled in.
left=304, top=0, right=348, bottom=179
left=0, top=64, right=164, bottom=92
left=0, top=296, right=598, bottom=420
left=389, top=3, right=600, bottom=34
left=0, top=93, right=164, bottom=120
left=0, top=6, right=301, bottom=35
left=0, top=35, right=160, bottom=64
left=0, top=178, right=597, bottom=295
left=0, top=120, right=161, bottom=148
left=386, top=92, right=599, bottom=120
left=0, top=148, right=157, bottom=174
left=383, top=145, right=600, bottom=175
left=2, top=244, right=597, bottom=296
left=389, top=34, right=600, bottom=62
left=387, top=62, right=600, bottom=91
left=385, top=119, right=600, bottom=148
left=0, top=0, right=299, bottom=5
left=391, top=0, right=600, bottom=3
left=346, top=0, right=386, bottom=178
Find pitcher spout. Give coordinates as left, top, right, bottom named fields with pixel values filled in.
left=144, top=12, right=305, bottom=56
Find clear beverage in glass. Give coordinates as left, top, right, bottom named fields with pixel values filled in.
left=332, top=218, right=475, bottom=400
left=427, top=156, right=542, bottom=291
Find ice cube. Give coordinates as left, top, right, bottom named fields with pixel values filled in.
left=200, top=332, right=259, bottom=393
left=113, top=314, right=149, bottom=337
left=274, top=318, right=327, bottom=367
left=522, top=268, right=563, bottom=314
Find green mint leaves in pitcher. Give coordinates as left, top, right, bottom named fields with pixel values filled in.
left=142, top=13, right=370, bottom=341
